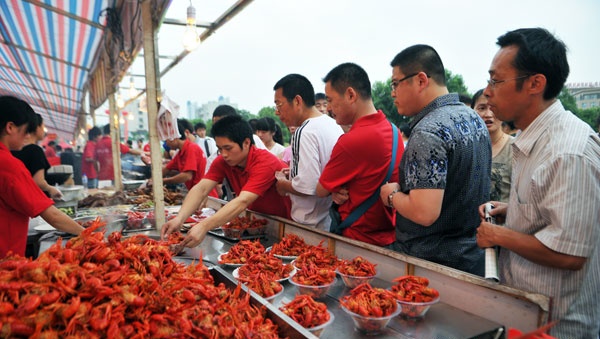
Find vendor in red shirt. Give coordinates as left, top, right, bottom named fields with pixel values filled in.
left=161, top=115, right=291, bottom=248
left=0, top=96, right=84, bottom=258
left=95, top=124, right=142, bottom=182
left=149, top=118, right=208, bottom=191
left=81, top=126, right=101, bottom=188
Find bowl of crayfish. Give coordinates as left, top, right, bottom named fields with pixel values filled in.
left=336, top=256, right=377, bottom=289
left=340, top=283, right=401, bottom=335
left=288, top=263, right=336, bottom=299
left=279, top=295, right=335, bottom=337
left=237, top=272, right=285, bottom=304
left=222, top=216, right=268, bottom=238
left=390, top=275, right=440, bottom=318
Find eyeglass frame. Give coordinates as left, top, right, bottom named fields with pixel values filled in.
left=390, top=72, right=428, bottom=91
left=487, top=74, right=533, bottom=89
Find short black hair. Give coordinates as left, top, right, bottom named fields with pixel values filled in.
left=48, top=140, right=56, bottom=147
left=315, top=92, right=326, bottom=101
left=194, top=122, right=207, bottom=130
left=459, top=94, right=472, bottom=106
left=471, top=89, right=485, bottom=109
left=176, top=118, right=194, bottom=140
left=103, top=124, right=110, bottom=135
left=88, top=126, right=101, bottom=141
left=323, top=62, right=372, bottom=99
left=255, top=117, right=283, bottom=144
left=399, top=123, right=411, bottom=138
left=390, top=44, right=446, bottom=86
left=211, top=115, right=254, bottom=149
left=0, top=95, right=37, bottom=133
left=496, top=28, right=569, bottom=100
left=273, top=74, right=315, bottom=107
left=212, top=105, right=238, bottom=118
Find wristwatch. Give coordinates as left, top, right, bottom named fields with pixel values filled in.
left=387, top=189, right=399, bottom=208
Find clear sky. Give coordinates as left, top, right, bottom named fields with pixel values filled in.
left=122, top=0, right=600, bottom=116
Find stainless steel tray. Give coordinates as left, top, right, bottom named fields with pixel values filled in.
left=207, top=266, right=315, bottom=338
left=207, top=227, right=266, bottom=242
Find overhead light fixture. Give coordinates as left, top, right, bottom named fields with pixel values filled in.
left=128, top=76, right=138, bottom=99
left=116, top=91, right=125, bottom=108
left=80, top=128, right=86, bottom=134
left=182, top=1, right=200, bottom=51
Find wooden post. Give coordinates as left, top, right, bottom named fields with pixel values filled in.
left=108, top=93, right=123, bottom=191
left=141, top=0, right=165, bottom=230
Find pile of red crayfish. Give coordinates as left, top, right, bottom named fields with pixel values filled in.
left=340, top=283, right=398, bottom=318
left=237, top=273, right=283, bottom=298
left=279, top=295, right=329, bottom=329
left=218, top=239, right=265, bottom=265
left=337, top=256, right=377, bottom=277
left=270, top=234, right=308, bottom=257
left=222, top=216, right=267, bottom=231
left=0, top=218, right=281, bottom=338
left=237, top=253, right=294, bottom=281
left=390, top=275, right=440, bottom=302
left=293, top=242, right=339, bottom=271
left=290, top=263, right=335, bottom=286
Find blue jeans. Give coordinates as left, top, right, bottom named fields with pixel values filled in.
left=87, top=178, right=98, bottom=189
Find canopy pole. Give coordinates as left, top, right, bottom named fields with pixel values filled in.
left=108, top=93, right=123, bottom=191
left=142, top=0, right=165, bottom=230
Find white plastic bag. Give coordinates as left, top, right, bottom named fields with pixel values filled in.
left=157, top=93, right=180, bottom=141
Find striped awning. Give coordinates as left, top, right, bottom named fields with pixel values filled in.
left=0, top=0, right=109, bottom=141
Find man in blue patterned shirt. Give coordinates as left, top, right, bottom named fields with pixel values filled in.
left=380, top=44, right=491, bottom=276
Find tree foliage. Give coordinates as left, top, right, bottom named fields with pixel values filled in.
left=445, top=69, right=470, bottom=96
left=558, top=88, right=578, bottom=114
left=372, top=79, right=407, bottom=127
left=576, top=107, right=600, bottom=131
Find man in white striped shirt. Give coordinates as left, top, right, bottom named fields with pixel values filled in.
left=476, top=28, right=600, bottom=338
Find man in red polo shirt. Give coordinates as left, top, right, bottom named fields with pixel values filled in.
left=95, top=124, right=142, bottom=182
left=156, top=118, right=206, bottom=191
left=161, top=115, right=291, bottom=247
left=0, top=96, right=84, bottom=258
left=316, top=63, right=403, bottom=246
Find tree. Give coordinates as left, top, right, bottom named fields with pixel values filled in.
left=256, top=106, right=290, bottom=144
left=372, top=79, right=407, bottom=127
left=576, top=107, right=600, bottom=131
left=558, top=87, right=578, bottom=114
left=445, top=69, right=470, bottom=96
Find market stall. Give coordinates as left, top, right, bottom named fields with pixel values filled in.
left=26, top=195, right=550, bottom=338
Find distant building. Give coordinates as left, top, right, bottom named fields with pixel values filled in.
left=198, top=96, right=237, bottom=121
left=566, top=82, right=600, bottom=109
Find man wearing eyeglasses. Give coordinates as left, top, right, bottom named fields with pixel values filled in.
left=380, top=44, right=491, bottom=276
left=475, top=28, right=600, bottom=338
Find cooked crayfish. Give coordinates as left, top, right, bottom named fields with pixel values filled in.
left=279, top=295, right=330, bottom=329
left=270, top=233, right=309, bottom=257
left=337, top=256, right=377, bottom=277
left=340, top=282, right=398, bottom=318
left=391, top=275, right=440, bottom=302
left=0, top=217, right=283, bottom=338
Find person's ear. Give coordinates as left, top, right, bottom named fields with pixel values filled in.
left=528, top=74, right=546, bottom=96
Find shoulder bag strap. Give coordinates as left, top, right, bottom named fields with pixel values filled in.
left=337, top=122, right=398, bottom=230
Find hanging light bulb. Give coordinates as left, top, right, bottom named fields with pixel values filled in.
left=128, top=76, right=138, bottom=99
left=182, top=1, right=200, bottom=51
left=116, top=91, right=125, bottom=108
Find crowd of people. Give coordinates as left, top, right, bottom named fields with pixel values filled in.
left=1, top=27, right=599, bottom=337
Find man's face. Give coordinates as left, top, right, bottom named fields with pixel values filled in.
left=324, top=82, right=353, bottom=126
left=195, top=128, right=206, bottom=138
left=274, top=88, right=295, bottom=127
left=6, top=122, right=28, bottom=151
left=391, top=66, right=419, bottom=117
left=483, top=46, right=528, bottom=127
left=315, top=99, right=328, bottom=114
left=215, top=136, right=250, bottom=167
left=165, top=138, right=180, bottom=150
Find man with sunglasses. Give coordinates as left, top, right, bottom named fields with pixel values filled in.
left=475, top=28, right=600, bottom=338
left=380, top=44, right=491, bottom=276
